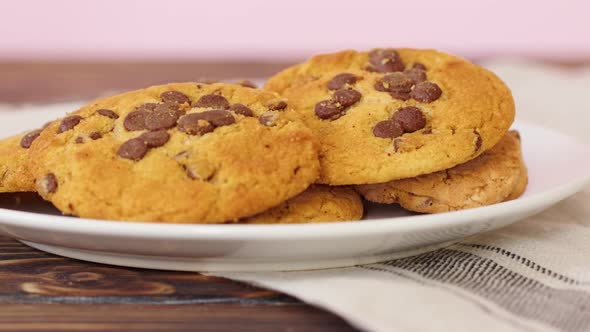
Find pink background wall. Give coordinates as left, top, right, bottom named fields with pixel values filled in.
left=1, top=0, right=588, bottom=61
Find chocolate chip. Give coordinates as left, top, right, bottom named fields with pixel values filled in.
left=314, top=100, right=344, bottom=120
left=145, top=103, right=181, bottom=131
left=334, top=89, right=361, bottom=107
left=374, top=72, right=414, bottom=93
left=373, top=120, right=403, bottom=138
left=117, top=130, right=170, bottom=161
left=229, top=103, right=254, bottom=117
left=89, top=132, right=102, bottom=140
left=412, top=63, right=427, bottom=70
left=178, top=110, right=234, bottom=134
left=20, top=129, right=42, bottom=149
left=389, top=91, right=411, bottom=101
left=136, top=103, right=159, bottom=112
left=393, top=106, right=426, bottom=133
left=327, top=73, right=359, bottom=90
left=193, top=110, right=236, bottom=126
left=118, top=138, right=148, bottom=161
left=39, top=173, right=58, bottom=194
left=267, top=100, right=288, bottom=111
left=58, top=116, right=83, bottom=133
left=161, top=91, right=191, bottom=105
left=237, top=80, right=257, bottom=88
left=474, top=131, right=483, bottom=151
left=404, top=68, right=427, bottom=84
left=75, top=137, right=84, bottom=144
left=193, top=94, right=230, bottom=109
left=259, top=111, right=279, bottom=126
left=177, top=115, right=215, bottom=135
left=411, top=81, right=442, bottom=103
left=124, top=111, right=148, bottom=131
left=96, top=109, right=119, bottom=119
left=368, top=49, right=404, bottom=73
left=139, top=130, right=170, bottom=148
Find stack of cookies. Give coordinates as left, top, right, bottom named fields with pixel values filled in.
left=0, top=48, right=526, bottom=224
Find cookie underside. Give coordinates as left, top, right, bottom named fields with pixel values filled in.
left=356, top=131, right=526, bottom=213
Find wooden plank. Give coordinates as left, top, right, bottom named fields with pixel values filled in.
left=0, top=235, right=296, bottom=305
left=0, top=236, right=358, bottom=331
left=0, top=62, right=290, bottom=103
left=1, top=60, right=588, bottom=103
left=0, top=304, right=357, bottom=331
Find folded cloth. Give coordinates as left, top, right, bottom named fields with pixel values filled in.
left=211, top=61, right=590, bottom=332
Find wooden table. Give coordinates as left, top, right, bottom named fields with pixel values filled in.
left=0, top=235, right=355, bottom=331
left=0, top=62, right=357, bottom=331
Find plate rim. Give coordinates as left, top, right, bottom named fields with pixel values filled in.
left=0, top=121, right=588, bottom=240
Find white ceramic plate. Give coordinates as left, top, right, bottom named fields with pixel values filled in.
left=0, top=121, right=588, bottom=271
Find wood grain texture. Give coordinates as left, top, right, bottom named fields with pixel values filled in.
left=0, top=304, right=355, bottom=331
left=0, top=62, right=291, bottom=103
left=0, top=235, right=291, bottom=304
left=0, top=235, right=356, bottom=331
left=0, top=60, right=587, bottom=103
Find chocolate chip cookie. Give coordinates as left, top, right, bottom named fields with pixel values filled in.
left=240, top=185, right=363, bottom=224
left=29, top=83, right=320, bottom=223
left=265, top=48, right=515, bottom=185
left=0, top=134, right=33, bottom=193
left=355, top=131, right=526, bottom=213
left=0, top=126, right=49, bottom=192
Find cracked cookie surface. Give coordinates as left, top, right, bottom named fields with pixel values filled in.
left=265, top=48, right=515, bottom=185
left=29, top=82, right=320, bottom=223
left=355, top=131, right=526, bottom=213
left=240, top=185, right=363, bottom=224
